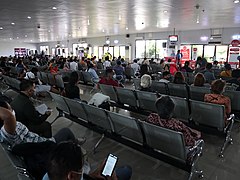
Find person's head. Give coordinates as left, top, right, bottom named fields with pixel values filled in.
left=155, top=96, right=175, bottom=120
left=105, top=56, right=109, bottom=61
left=20, top=80, right=35, bottom=97
left=31, top=67, right=38, bottom=75
left=133, top=59, right=138, bottom=63
left=197, top=56, right=202, bottom=61
left=173, top=71, right=185, bottom=84
left=213, top=60, right=218, bottom=65
left=177, top=50, right=180, bottom=54
left=69, top=71, right=79, bottom=85
left=47, top=141, right=83, bottom=180
left=88, top=62, right=94, bottom=69
left=224, top=63, right=232, bottom=71
left=167, top=58, right=172, bottom=63
left=211, top=79, right=226, bottom=94
left=140, top=74, right=152, bottom=88
left=184, top=61, right=190, bottom=67
left=162, top=71, right=171, bottom=80
left=160, top=59, right=164, bottom=64
left=117, top=60, right=121, bottom=66
left=206, top=63, right=212, bottom=70
left=106, top=68, right=114, bottom=78
left=193, top=73, right=206, bottom=86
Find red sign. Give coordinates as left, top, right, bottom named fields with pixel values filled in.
left=193, top=48, right=197, bottom=52
left=231, top=40, right=240, bottom=47
left=181, top=46, right=190, bottom=60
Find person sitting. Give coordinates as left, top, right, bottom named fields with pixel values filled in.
left=103, top=56, right=111, bottom=69
left=181, top=61, right=193, bottom=73
left=227, top=69, right=240, bottom=91
left=113, top=60, right=125, bottom=83
left=130, top=59, right=140, bottom=76
left=159, top=71, right=171, bottom=83
left=203, top=63, right=216, bottom=84
left=0, top=100, right=86, bottom=147
left=140, top=58, right=151, bottom=77
left=220, top=63, right=232, bottom=78
left=44, top=141, right=132, bottom=180
left=64, top=71, right=81, bottom=100
left=173, top=71, right=186, bottom=84
left=147, top=96, right=201, bottom=148
left=10, top=80, right=52, bottom=137
left=87, top=62, right=99, bottom=83
left=140, top=74, right=152, bottom=92
left=98, top=68, right=122, bottom=87
left=204, top=79, right=231, bottom=123
left=192, top=73, right=210, bottom=87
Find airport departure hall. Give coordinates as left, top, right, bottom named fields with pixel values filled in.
left=0, top=0, right=240, bottom=180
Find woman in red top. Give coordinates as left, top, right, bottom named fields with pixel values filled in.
left=204, top=79, right=231, bottom=123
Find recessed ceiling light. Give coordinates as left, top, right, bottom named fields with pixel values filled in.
left=234, top=0, right=239, bottom=3
left=9, top=38, right=12, bottom=40
left=25, top=35, right=28, bottom=37
left=30, top=40, right=33, bottom=42
left=102, top=29, right=105, bottom=32
left=196, top=20, right=200, bottom=24
left=27, top=16, right=31, bottom=19
left=114, top=40, right=119, bottom=44
left=163, top=10, right=168, bottom=13
left=0, top=27, right=3, bottom=30
left=126, top=27, right=128, bottom=30
left=17, top=37, right=19, bottom=39
left=52, top=7, right=57, bottom=10
left=48, top=30, right=51, bottom=32
left=11, top=22, right=15, bottom=25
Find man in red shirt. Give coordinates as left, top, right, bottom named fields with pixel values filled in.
left=99, top=68, right=122, bottom=87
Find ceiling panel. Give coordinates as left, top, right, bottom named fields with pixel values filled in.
left=0, top=0, right=239, bottom=43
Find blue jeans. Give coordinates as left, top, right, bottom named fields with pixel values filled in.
left=116, top=165, right=132, bottom=180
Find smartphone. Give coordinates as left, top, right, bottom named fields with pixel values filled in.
left=101, top=154, right=118, bottom=177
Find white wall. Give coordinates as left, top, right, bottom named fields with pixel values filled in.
left=0, top=42, right=37, bottom=56
left=36, top=27, right=240, bottom=60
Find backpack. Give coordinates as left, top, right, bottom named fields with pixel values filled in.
left=88, top=93, right=110, bottom=111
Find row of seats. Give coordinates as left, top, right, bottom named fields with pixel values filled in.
left=98, top=84, right=235, bottom=157
left=49, top=92, right=204, bottom=179
left=133, top=78, right=240, bottom=112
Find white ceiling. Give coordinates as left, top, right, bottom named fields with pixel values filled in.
left=0, top=0, right=239, bottom=43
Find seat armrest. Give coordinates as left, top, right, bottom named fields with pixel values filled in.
left=188, top=139, right=204, bottom=165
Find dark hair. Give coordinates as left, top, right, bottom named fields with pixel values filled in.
left=69, top=71, right=79, bottom=85
left=134, top=59, right=138, bottom=63
left=0, top=99, right=9, bottom=109
left=184, top=61, right=190, bottom=66
left=197, top=56, right=202, bottom=61
left=117, top=60, right=121, bottom=65
left=162, top=71, right=170, bottom=77
left=224, top=63, right=231, bottom=70
left=106, top=68, right=114, bottom=76
left=193, top=73, right=205, bottom=86
left=20, top=80, right=34, bottom=91
left=105, top=56, right=109, bottom=61
left=47, top=142, right=83, bottom=180
left=31, top=67, right=38, bottom=74
left=211, top=79, right=226, bottom=94
left=155, top=96, right=175, bottom=119
left=206, top=63, right=212, bottom=70
left=173, top=71, right=185, bottom=84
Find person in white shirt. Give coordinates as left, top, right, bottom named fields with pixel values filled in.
left=69, top=59, right=78, bottom=71
left=131, top=59, right=140, bottom=75
left=103, top=56, right=111, bottom=69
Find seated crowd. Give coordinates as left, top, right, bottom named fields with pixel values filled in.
left=0, top=54, right=239, bottom=179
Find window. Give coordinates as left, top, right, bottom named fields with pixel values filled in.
left=216, top=45, right=228, bottom=62
left=120, top=46, right=125, bottom=58
left=146, top=40, right=156, bottom=58
left=93, top=46, right=98, bottom=59
left=136, top=40, right=145, bottom=58
left=40, top=46, right=49, bottom=55
left=114, top=46, right=120, bottom=58
left=156, top=40, right=167, bottom=59
left=98, top=47, right=103, bottom=59
left=204, top=45, right=215, bottom=62
left=192, top=45, right=203, bottom=60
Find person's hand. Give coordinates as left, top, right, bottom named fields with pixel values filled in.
left=89, top=161, right=118, bottom=180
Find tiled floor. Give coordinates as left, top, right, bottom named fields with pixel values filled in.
left=42, top=83, right=240, bottom=180
left=1, top=81, right=240, bottom=180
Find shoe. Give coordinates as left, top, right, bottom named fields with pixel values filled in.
left=76, top=137, right=86, bottom=145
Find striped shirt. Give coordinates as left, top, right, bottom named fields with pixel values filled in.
left=0, top=122, right=55, bottom=147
